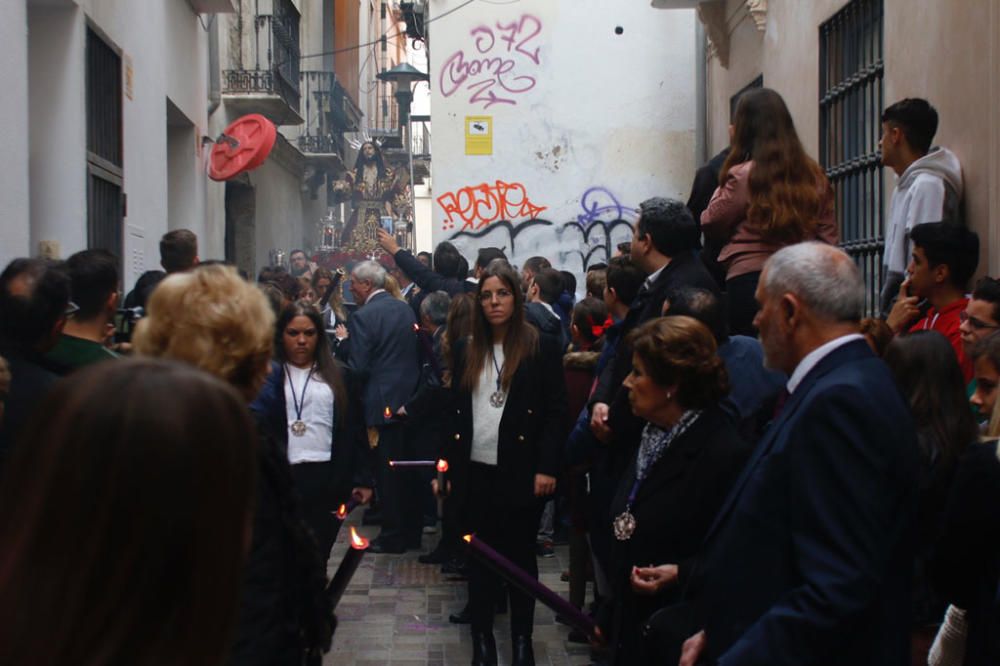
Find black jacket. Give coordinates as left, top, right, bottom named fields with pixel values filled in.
left=442, top=334, right=567, bottom=509
left=347, top=291, right=421, bottom=427
left=606, top=407, right=750, bottom=664
left=591, top=252, right=718, bottom=466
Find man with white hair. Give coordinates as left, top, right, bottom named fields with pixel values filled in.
left=348, top=260, right=422, bottom=553
left=653, top=243, right=918, bottom=665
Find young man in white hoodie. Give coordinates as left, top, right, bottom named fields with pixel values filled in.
left=879, top=98, right=964, bottom=314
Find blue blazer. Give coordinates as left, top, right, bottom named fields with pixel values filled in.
left=347, top=291, right=421, bottom=427
left=688, top=339, right=918, bottom=665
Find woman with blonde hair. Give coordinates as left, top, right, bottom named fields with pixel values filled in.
left=702, top=87, right=838, bottom=336
left=133, top=265, right=334, bottom=665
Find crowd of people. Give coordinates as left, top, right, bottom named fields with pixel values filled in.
left=0, top=89, right=997, bottom=666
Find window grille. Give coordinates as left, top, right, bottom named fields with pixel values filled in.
left=85, top=27, right=124, bottom=261
left=819, top=0, right=884, bottom=315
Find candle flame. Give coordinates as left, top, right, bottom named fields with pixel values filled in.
left=336, top=503, right=348, bottom=519
left=350, top=527, right=369, bottom=550
left=436, top=459, right=449, bottom=473
left=388, top=460, right=397, bottom=467
left=412, top=323, right=420, bottom=332
left=384, top=406, right=392, bottom=419
left=462, top=534, right=473, bottom=543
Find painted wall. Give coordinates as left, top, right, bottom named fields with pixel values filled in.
left=19, top=0, right=219, bottom=291
left=429, top=0, right=698, bottom=273
left=1, top=0, right=30, bottom=268
left=703, top=0, right=1000, bottom=274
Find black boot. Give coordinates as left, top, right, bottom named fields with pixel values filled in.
left=471, top=630, right=498, bottom=666
left=511, top=635, right=535, bottom=666
left=449, top=601, right=471, bottom=624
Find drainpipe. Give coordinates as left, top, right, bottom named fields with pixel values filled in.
left=695, top=18, right=707, bottom=164
left=208, top=14, right=221, bottom=115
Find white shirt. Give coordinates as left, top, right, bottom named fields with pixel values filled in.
left=470, top=343, right=505, bottom=466
left=786, top=333, right=865, bottom=394
left=644, top=261, right=668, bottom=290
left=364, top=288, right=386, bottom=305
left=283, top=364, right=336, bottom=464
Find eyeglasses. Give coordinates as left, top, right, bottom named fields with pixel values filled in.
left=959, top=310, right=1000, bottom=330
left=64, top=301, right=80, bottom=318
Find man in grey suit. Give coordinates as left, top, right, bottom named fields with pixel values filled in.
left=348, top=260, right=422, bottom=553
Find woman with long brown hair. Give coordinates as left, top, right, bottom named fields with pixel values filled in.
left=702, top=87, right=838, bottom=336
left=0, top=359, right=257, bottom=666
left=444, top=260, right=566, bottom=666
left=251, top=300, right=373, bottom=566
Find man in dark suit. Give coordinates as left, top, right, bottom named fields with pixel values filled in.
left=347, top=260, right=422, bottom=553
left=590, top=197, right=717, bottom=455
left=673, top=242, right=918, bottom=665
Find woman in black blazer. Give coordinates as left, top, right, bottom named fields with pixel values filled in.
left=444, top=260, right=566, bottom=666
left=605, top=315, right=750, bottom=665
left=251, top=300, right=374, bottom=566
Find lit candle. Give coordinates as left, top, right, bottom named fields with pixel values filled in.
left=383, top=405, right=393, bottom=420
left=333, top=497, right=360, bottom=521
left=387, top=459, right=437, bottom=467
left=435, top=459, right=449, bottom=498
left=327, top=527, right=369, bottom=610
left=463, top=534, right=601, bottom=643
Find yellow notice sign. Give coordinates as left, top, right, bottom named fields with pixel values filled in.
left=465, top=116, right=493, bottom=155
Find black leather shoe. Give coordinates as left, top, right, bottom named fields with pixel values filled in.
left=471, top=630, right=497, bottom=666
left=368, top=537, right=405, bottom=554
left=511, top=635, right=535, bottom=666
left=449, top=603, right=472, bottom=624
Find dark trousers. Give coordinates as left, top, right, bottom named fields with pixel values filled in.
left=290, top=460, right=345, bottom=567
left=375, top=423, right=423, bottom=546
left=464, top=462, right=543, bottom=636
left=726, top=270, right=762, bottom=338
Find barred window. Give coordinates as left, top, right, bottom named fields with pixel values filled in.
left=819, top=0, right=884, bottom=315
left=85, top=26, right=124, bottom=262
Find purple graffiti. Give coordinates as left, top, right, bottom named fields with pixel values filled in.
left=440, top=14, right=543, bottom=109
left=576, top=187, right=640, bottom=226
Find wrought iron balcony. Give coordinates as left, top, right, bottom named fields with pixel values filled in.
left=223, top=8, right=302, bottom=125
left=296, top=71, right=345, bottom=165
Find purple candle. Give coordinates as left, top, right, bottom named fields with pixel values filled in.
left=387, top=459, right=437, bottom=468
left=463, top=534, right=602, bottom=643
left=327, top=527, right=369, bottom=610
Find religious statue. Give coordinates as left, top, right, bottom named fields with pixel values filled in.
left=339, top=141, right=400, bottom=255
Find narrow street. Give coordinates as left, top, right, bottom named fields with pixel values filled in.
left=327, top=513, right=592, bottom=665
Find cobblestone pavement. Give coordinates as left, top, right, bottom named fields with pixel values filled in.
left=325, top=512, right=595, bottom=665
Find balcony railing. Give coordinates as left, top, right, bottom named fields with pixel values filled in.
left=223, top=10, right=301, bottom=119
left=411, top=119, right=431, bottom=158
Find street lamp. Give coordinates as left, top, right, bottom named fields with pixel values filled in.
left=377, top=62, right=429, bottom=250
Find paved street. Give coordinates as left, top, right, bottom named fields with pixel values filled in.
left=326, top=511, right=594, bottom=665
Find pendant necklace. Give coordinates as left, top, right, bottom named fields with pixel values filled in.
left=488, top=347, right=506, bottom=409
left=285, top=363, right=314, bottom=436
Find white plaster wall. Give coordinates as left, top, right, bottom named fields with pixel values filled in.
left=27, top=5, right=87, bottom=261
left=429, top=0, right=698, bottom=273
left=21, top=0, right=217, bottom=288
left=1, top=1, right=30, bottom=268
left=248, top=155, right=320, bottom=272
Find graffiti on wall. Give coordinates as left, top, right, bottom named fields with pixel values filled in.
left=439, top=14, right=543, bottom=109
left=575, top=186, right=640, bottom=227
left=437, top=180, right=548, bottom=231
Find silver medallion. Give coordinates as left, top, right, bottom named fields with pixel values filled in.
left=489, top=390, right=507, bottom=409
left=613, top=510, right=637, bottom=541
left=291, top=420, right=307, bottom=436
